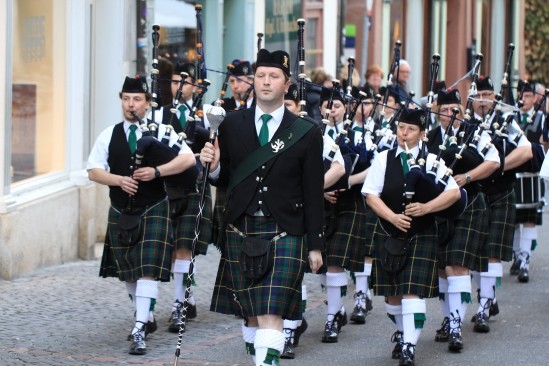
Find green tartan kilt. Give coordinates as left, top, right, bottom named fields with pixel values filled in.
left=438, top=193, right=489, bottom=272
left=99, top=198, right=173, bottom=282
left=363, top=204, right=378, bottom=258
left=172, top=185, right=213, bottom=255
left=210, top=215, right=305, bottom=320
left=212, top=187, right=227, bottom=247
left=326, top=195, right=368, bottom=272
left=485, top=189, right=516, bottom=261
left=372, top=220, right=439, bottom=298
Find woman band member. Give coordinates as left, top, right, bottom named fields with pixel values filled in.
left=362, top=108, right=460, bottom=365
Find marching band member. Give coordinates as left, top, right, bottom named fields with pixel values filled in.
left=362, top=108, right=460, bottom=366
left=472, top=76, right=532, bottom=333
left=87, top=76, right=195, bottom=355
left=511, top=79, right=546, bottom=282
left=160, top=62, right=213, bottom=333
left=280, top=83, right=345, bottom=358
left=428, top=89, right=499, bottom=351
left=201, top=49, right=324, bottom=366
left=221, top=59, right=255, bottom=111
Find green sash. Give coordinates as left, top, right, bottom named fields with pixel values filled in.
left=226, top=117, right=314, bottom=195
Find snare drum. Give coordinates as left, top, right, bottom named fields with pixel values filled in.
left=515, top=172, right=544, bottom=209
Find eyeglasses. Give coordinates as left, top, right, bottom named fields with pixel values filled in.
left=475, top=91, right=494, bottom=99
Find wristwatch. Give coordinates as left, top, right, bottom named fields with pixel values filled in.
left=154, top=167, right=161, bottom=178
left=465, top=173, right=472, bottom=184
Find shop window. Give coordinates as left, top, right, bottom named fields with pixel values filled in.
left=10, top=0, right=66, bottom=183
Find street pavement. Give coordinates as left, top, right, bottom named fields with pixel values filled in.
left=1, top=215, right=549, bottom=366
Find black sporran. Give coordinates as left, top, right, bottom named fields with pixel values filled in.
left=436, top=218, right=455, bottom=247
left=117, top=213, right=143, bottom=246
left=238, top=236, right=274, bottom=281
left=379, top=236, right=410, bottom=274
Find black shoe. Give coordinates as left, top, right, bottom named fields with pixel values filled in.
left=350, top=304, right=367, bottom=324
left=294, top=318, right=308, bottom=347
left=518, top=267, right=529, bottom=283
left=129, top=331, right=147, bottom=355
left=510, top=257, right=520, bottom=275
left=448, top=331, right=463, bottom=352
left=168, top=309, right=185, bottom=333
left=321, top=318, right=339, bottom=343
left=434, top=317, right=450, bottom=342
left=489, top=301, right=499, bottom=317
left=473, top=312, right=490, bottom=333
left=280, top=338, right=296, bottom=359
left=399, top=343, right=415, bottom=366
left=334, top=310, right=347, bottom=331
left=365, top=296, right=373, bottom=312
left=391, top=331, right=403, bottom=359
left=186, top=303, right=197, bottom=319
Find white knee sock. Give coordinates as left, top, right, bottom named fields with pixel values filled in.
left=447, top=275, right=471, bottom=335
left=478, top=263, right=502, bottom=315
left=254, top=329, right=285, bottom=366
left=438, top=277, right=450, bottom=319
left=354, top=271, right=368, bottom=307
left=326, top=272, right=347, bottom=321
left=134, top=279, right=158, bottom=334
left=385, top=303, right=403, bottom=332
left=401, top=298, right=426, bottom=346
left=242, top=323, right=257, bottom=363
left=283, top=319, right=299, bottom=343
left=173, top=259, right=195, bottom=309
left=521, top=227, right=536, bottom=268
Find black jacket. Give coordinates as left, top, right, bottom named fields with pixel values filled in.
left=216, top=108, right=326, bottom=251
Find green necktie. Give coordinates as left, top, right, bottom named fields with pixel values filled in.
left=382, top=120, right=389, bottom=128
left=128, top=124, right=138, bottom=154
left=521, top=113, right=528, bottom=128
left=328, top=129, right=335, bottom=139
left=178, top=104, right=187, bottom=131
left=259, top=114, right=272, bottom=146
left=353, top=126, right=364, bottom=132
left=399, top=152, right=409, bottom=174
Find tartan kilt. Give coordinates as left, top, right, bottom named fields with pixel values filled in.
left=99, top=198, right=173, bottom=282
left=485, top=189, right=516, bottom=261
left=212, top=187, right=227, bottom=247
left=210, top=215, right=305, bottom=320
left=515, top=207, right=542, bottom=225
left=371, top=220, right=439, bottom=298
left=326, top=194, right=367, bottom=272
left=172, top=185, right=213, bottom=255
left=438, top=193, right=489, bottom=272
left=363, top=204, right=378, bottom=258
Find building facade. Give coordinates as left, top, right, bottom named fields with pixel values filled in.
left=0, top=0, right=529, bottom=279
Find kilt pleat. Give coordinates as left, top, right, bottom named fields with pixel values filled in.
left=326, top=194, right=368, bottom=272
left=438, top=193, right=489, bottom=272
left=210, top=215, right=305, bottom=320
left=173, top=185, right=213, bottom=255
left=485, top=189, right=516, bottom=261
left=372, top=220, right=439, bottom=298
left=100, top=198, right=173, bottom=282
